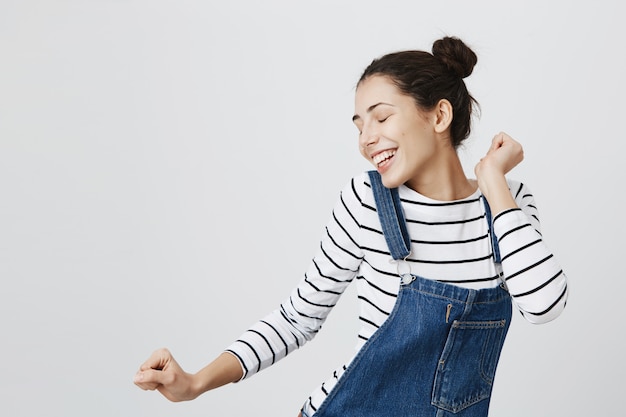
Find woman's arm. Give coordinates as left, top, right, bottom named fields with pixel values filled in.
left=475, top=132, right=568, bottom=324
left=134, top=175, right=368, bottom=399
left=493, top=186, right=569, bottom=324
left=225, top=175, right=367, bottom=379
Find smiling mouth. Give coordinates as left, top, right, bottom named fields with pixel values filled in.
left=372, top=150, right=396, bottom=167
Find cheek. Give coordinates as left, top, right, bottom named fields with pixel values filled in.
left=359, top=145, right=369, bottom=161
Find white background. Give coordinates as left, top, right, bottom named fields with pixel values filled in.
left=1, top=1, right=623, bottom=416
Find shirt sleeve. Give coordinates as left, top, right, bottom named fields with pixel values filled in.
left=493, top=180, right=569, bottom=324
left=225, top=175, right=366, bottom=379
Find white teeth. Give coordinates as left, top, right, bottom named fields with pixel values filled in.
left=373, top=150, right=396, bottom=166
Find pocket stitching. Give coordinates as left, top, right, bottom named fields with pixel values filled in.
left=432, top=319, right=507, bottom=413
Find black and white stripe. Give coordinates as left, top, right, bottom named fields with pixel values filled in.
left=226, top=172, right=568, bottom=412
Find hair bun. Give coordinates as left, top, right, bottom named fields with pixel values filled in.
left=431, top=36, right=477, bottom=79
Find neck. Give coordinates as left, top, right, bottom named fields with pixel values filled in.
left=405, top=150, right=476, bottom=201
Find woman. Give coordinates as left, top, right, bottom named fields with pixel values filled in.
left=134, top=36, right=568, bottom=416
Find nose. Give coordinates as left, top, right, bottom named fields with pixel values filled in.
left=359, top=125, right=379, bottom=149
left=360, top=135, right=378, bottom=152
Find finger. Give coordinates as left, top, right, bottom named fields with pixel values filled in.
left=137, top=366, right=177, bottom=388
left=134, top=370, right=160, bottom=391
left=139, top=348, right=171, bottom=372
left=491, top=133, right=505, bottom=151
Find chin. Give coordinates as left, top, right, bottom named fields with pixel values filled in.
left=380, top=173, right=404, bottom=189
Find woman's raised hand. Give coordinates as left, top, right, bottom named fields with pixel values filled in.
left=474, top=132, right=523, bottom=214
left=474, top=132, right=524, bottom=180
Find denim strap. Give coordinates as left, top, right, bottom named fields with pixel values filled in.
left=368, top=171, right=411, bottom=260
left=481, top=195, right=502, bottom=264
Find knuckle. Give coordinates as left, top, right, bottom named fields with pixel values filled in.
left=156, top=347, right=171, bottom=357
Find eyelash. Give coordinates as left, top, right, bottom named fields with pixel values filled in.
left=356, top=116, right=390, bottom=135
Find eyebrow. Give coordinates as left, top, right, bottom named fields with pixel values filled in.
left=352, top=102, right=393, bottom=122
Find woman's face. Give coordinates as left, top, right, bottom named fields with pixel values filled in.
left=353, top=75, right=439, bottom=189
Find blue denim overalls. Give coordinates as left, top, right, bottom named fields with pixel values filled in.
left=309, top=171, right=512, bottom=417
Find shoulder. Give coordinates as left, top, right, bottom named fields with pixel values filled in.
left=339, top=171, right=374, bottom=203
left=506, top=178, right=536, bottom=207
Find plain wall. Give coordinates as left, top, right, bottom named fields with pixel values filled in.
left=1, top=1, right=623, bottom=416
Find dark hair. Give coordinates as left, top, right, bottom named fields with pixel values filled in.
left=358, top=36, right=479, bottom=148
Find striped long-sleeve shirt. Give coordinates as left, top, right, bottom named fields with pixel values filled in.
left=225, top=171, right=568, bottom=413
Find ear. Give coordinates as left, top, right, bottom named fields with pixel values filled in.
left=433, top=99, right=453, bottom=133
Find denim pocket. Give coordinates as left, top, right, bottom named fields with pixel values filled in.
left=431, top=319, right=508, bottom=413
